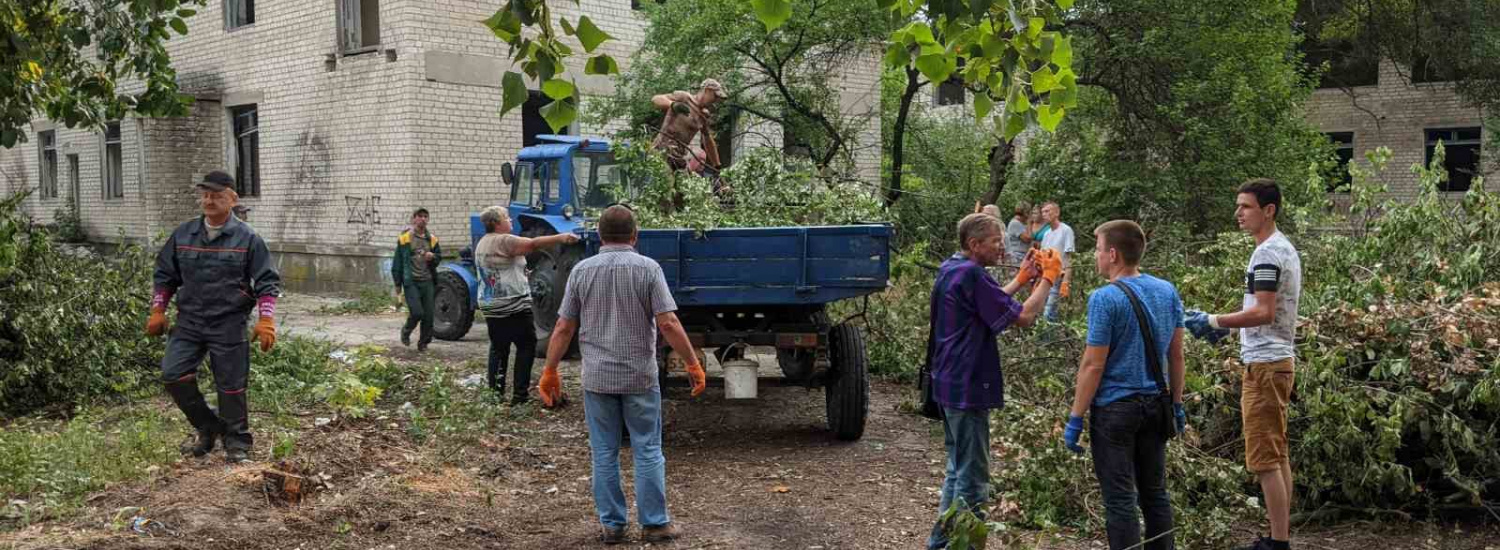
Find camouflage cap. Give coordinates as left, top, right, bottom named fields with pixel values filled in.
left=699, top=78, right=728, bottom=99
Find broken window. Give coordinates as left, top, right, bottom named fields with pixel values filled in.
left=38, top=130, right=57, bottom=199
left=225, top=0, right=254, bottom=29
left=935, top=77, right=965, bottom=106
left=103, top=123, right=124, bottom=200
left=1326, top=132, right=1354, bottom=192
left=339, top=0, right=380, bottom=53
left=522, top=91, right=562, bottom=147
left=232, top=105, right=261, bottom=197
left=1425, top=128, right=1482, bottom=193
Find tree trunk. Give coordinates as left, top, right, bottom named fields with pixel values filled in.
left=886, top=65, right=924, bottom=206
left=982, top=138, right=1015, bottom=205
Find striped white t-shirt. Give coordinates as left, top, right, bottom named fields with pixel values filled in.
left=1241, top=231, right=1301, bottom=363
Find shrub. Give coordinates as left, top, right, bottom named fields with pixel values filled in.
left=0, top=192, right=161, bottom=416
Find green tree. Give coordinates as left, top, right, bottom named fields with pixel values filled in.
left=1001, top=0, right=1330, bottom=231
left=0, top=0, right=203, bottom=147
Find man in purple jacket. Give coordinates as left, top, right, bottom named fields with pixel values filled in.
left=926, top=213, right=1058, bottom=549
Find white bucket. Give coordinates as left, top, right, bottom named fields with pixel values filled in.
left=721, top=358, right=759, bottom=399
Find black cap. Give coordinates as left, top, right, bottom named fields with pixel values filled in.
left=197, top=170, right=235, bottom=192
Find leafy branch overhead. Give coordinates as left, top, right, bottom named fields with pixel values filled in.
left=880, top=0, right=1078, bottom=141
left=485, top=0, right=620, bottom=132
left=0, top=0, right=205, bottom=147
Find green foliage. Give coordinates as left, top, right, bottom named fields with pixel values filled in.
left=0, top=191, right=161, bottom=415
left=0, top=405, right=179, bottom=525
left=49, top=195, right=83, bottom=244
left=608, top=142, right=886, bottom=231
left=485, top=0, right=620, bottom=132
left=588, top=0, right=892, bottom=171
left=316, top=372, right=383, bottom=420
left=317, top=287, right=398, bottom=316
left=0, top=0, right=204, bottom=146
left=879, top=0, right=1079, bottom=141
left=1000, top=0, right=1331, bottom=233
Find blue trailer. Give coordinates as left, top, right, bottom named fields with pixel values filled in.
left=430, top=136, right=890, bottom=440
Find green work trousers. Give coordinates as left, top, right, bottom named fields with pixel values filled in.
left=402, top=279, right=436, bottom=346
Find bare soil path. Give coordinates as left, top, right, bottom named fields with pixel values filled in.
left=4, top=294, right=1496, bottom=549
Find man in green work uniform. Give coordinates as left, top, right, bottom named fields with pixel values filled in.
left=393, top=208, right=442, bottom=351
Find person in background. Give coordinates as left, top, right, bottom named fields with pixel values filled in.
left=924, top=213, right=1058, bottom=549
left=1006, top=202, right=1032, bottom=267
left=474, top=206, right=579, bottom=404
left=1038, top=202, right=1077, bottom=321
left=1063, top=219, right=1185, bottom=550
left=392, top=208, right=441, bottom=351
left=1029, top=204, right=1048, bottom=248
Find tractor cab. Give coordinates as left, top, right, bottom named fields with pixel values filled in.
left=496, top=135, right=627, bottom=243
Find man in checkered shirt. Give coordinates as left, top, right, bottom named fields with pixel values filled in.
left=537, top=205, right=706, bottom=545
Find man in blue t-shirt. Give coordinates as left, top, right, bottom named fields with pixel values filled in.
left=1062, top=220, right=1186, bottom=550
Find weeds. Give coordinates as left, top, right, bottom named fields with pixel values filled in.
left=316, top=287, right=398, bottom=316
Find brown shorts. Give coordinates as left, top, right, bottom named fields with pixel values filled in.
left=1242, top=358, right=1295, bottom=473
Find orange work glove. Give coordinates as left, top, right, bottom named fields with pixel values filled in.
left=250, top=316, right=276, bottom=352
left=146, top=307, right=169, bottom=337
left=1011, top=249, right=1038, bottom=287
left=1036, top=249, right=1064, bottom=285
left=538, top=365, right=563, bottom=408
left=1060, top=278, right=1071, bottom=298
left=685, top=360, right=707, bottom=397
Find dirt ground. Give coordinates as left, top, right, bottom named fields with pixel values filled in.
left=3, top=294, right=1497, bottom=550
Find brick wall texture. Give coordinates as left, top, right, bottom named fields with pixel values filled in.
left=1305, top=59, right=1487, bottom=199
left=0, top=0, right=884, bottom=283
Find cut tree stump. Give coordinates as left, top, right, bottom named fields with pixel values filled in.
left=262, top=461, right=318, bottom=506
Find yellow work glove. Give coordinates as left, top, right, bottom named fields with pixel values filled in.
left=539, top=365, right=563, bottom=408
left=250, top=316, right=276, bottom=352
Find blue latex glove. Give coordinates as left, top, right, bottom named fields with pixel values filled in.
left=1184, top=310, right=1231, bottom=344
left=1173, top=403, right=1186, bottom=435
left=1063, top=415, right=1085, bottom=454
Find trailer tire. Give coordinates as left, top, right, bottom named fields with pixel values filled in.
left=825, top=323, right=869, bottom=441
left=523, top=227, right=583, bottom=358
left=432, top=270, right=474, bottom=341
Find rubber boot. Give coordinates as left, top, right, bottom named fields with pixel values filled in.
left=165, top=379, right=223, bottom=456
left=218, top=388, right=253, bottom=463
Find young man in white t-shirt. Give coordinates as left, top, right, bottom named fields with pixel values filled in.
left=1185, top=179, right=1302, bottom=550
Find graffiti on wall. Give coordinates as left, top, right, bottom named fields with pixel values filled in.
left=346, top=195, right=381, bottom=245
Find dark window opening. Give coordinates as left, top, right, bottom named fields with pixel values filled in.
left=714, top=109, right=738, bottom=169
left=522, top=90, right=567, bottom=147
left=1425, top=127, right=1481, bottom=193
left=38, top=130, right=57, bottom=199
left=67, top=154, right=79, bottom=204
left=225, top=0, right=254, bottom=29
left=1327, top=132, right=1354, bottom=192
left=232, top=105, right=261, bottom=197
left=103, top=123, right=123, bottom=199
left=339, top=0, right=380, bottom=53
left=631, top=0, right=664, bottom=10
left=936, top=77, right=965, bottom=106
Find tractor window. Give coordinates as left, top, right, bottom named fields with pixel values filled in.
left=574, top=153, right=625, bottom=209
left=540, top=161, right=561, bottom=204
left=510, top=162, right=535, bottom=206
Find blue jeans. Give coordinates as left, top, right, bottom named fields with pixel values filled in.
left=1043, top=279, right=1062, bottom=322
left=927, top=407, right=991, bottom=549
left=1091, top=396, right=1175, bottom=550
left=584, top=390, right=670, bottom=529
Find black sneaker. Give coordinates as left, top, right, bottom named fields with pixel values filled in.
left=182, top=428, right=219, bottom=457
left=1237, top=537, right=1274, bottom=550
left=600, top=525, right=628, bottom=545
left=400, top=330, right=411, bottom=347
left=225, top=448, right=251, bottom=464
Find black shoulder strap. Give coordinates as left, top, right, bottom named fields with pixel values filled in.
left=1111, top=281, right=1167, bottom=395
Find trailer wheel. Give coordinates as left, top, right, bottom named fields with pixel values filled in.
left=432, top=270, right=474, bottom=341
left=523, top=227, right=583, bottom=358
left=825, top=323, right=869, bottom=441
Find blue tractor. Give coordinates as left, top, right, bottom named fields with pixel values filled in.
left=431, top=135, right=891, bottom=440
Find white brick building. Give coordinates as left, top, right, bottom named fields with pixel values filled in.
left=1305, top=60, right=1488, bottom=198
left=0, top=0, right=882, bottom=292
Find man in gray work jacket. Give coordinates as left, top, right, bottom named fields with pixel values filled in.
left=147, top=171, right=281, bottom=464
